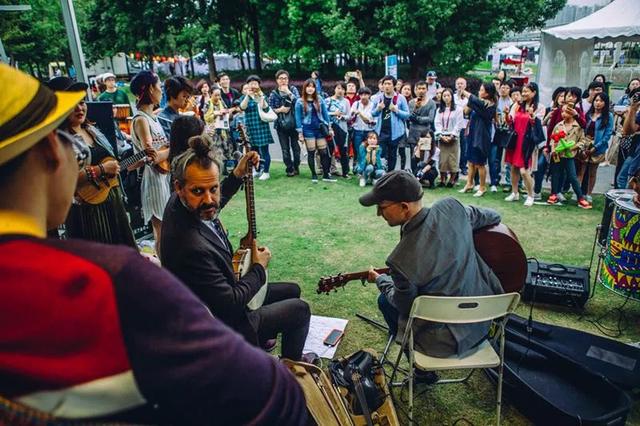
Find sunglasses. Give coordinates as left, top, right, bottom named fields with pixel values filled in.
left=57, top=129, right=91, bottom=169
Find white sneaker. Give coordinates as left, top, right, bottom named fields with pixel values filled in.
left=585, top=195, right=593, bottom=203
left=258, top=172, right=270, bottom=181
left=473, top=185, right=480, bottom=191
left=359, top=178, right=366, bottom=187
left=504, top=192, right=520, bottom=202
left=557, top=193, right=566, bottom=202
left=490, top=185, right=498, bottom=193
left=524, top=196, right=534, bottom=207
left=533, top=193, right=542, bottom=201
left=252, top=169, right=260, bottom=178
left=473, top=189, right=485, bottom=197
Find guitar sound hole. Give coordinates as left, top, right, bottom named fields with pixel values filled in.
left=458, top=302, right=479, bottom=309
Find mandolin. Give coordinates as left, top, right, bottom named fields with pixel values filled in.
left=75, top=146, right=169, bottom=205
left=317, top=223, right=527, bottom=295
left=232, top=123, right=268, bottom=310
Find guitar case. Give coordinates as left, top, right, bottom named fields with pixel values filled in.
left=485, top=322, right=632, bottom=425
left=506, top=314, right=640, bottom=391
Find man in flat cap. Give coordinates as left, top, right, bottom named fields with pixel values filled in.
left=0, top=63, right=306, bottom=425
left=360, top=170, right=504, bottom=360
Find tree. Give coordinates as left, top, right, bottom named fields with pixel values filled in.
left=0, top=0, right=71, bottom=76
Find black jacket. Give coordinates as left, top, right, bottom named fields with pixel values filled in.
left=160, top=174, right=266, bottom=345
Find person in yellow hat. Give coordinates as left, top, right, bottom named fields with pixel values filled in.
left=0, top=63, right=307, bottom=424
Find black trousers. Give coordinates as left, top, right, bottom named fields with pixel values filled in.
left=249, top=282, right=310, bottom=360
left=331, top=124, right=350, bottom=176
left=277, top=128, right=301, bottom=173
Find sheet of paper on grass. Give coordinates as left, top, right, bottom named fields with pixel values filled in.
left=304, top=315, right=348, bottom=359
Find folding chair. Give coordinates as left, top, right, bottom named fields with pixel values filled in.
left=389, top=293, right=520, bottom=426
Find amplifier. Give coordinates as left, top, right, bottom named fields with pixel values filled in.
left=524, top=261, right=590, bottom=308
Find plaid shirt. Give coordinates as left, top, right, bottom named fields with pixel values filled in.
left=240, top=95, right=274, bottom=147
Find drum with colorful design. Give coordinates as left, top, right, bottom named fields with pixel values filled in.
left=601, top=197, right=640, bottom=299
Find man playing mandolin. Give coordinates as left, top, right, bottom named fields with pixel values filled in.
left=360, top=171, right=504, bottom=365
left=161, top=136, right=316, bottom=363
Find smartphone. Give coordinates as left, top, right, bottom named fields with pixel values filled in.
left=323, top=329, right=344, bottom=347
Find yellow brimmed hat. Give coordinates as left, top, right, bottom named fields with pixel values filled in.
left=0, top=63, right=85, bottom=166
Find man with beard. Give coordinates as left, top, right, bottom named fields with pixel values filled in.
left=0, top=63, right=307, bottom=425
left=161, top=136, right=315, bottom=363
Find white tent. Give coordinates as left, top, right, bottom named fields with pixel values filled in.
left=499, top=45, right=522, bottom=56
left=537, top=0, right=640, bottom=103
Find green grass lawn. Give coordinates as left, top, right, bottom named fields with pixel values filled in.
left=219, top=162, right=640, bottom=425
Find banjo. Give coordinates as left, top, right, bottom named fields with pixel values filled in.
left=232, top=123, right=268, bottom=310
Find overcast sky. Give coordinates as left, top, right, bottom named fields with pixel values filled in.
left=566, top=0, right=611, bottom=6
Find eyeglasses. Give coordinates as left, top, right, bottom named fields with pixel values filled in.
left=377, top=202, right=400, bottom=211
left=57, top=129, right=91, bottom=169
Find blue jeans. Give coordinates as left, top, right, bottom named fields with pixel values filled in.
left=534, top=149, right=548, bottom=194
left=551, top=157, right=583, bottom=199
left=377, top=293, right=399, bottom=337
left=252, top=145, right=271, bottom=173
left=489, top=144, right=503, bottom=186
left=617, top=155, right=637, bottom=189
left=353, top=130, right=368, bottom=166
left=363, top=165, right=384, bottom=184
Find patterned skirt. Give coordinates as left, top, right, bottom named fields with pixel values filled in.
left=66, top=186, right=136, bottom=247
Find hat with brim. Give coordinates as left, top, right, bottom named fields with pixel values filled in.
left=45, top=76, right=89, bottom=92
left=359, top=170, right=423, bottom=207
left=0, top=63, right=85, bottom=166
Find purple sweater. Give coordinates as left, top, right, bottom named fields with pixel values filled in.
left=0, top=235, right=307, bottom=425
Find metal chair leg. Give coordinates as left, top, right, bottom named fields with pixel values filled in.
left=408, top=332, right=414, bottom=426
left=380, top=333, right=395, bottom=365
left=497, top=324, right=506, bottom=426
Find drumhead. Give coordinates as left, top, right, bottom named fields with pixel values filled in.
left=605, top=188, right=634, bottom=201
left=614, top=197, right=640, bottom=213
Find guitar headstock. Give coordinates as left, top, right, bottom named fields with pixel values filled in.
left=237, top=123, right=250, bottom=153
left=317, top=273, right=350, bottom=294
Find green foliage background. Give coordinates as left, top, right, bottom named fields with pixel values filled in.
left=1, top=0, right=566, bottom=79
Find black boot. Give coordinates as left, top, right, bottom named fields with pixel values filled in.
left=307, top=150, right=318, bottom=182
left=320, top=148, right=336, bottom=182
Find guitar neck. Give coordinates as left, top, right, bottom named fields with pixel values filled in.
left=119, top=150, right=147, bottom=170
left=244, top=168, right=257, bottom=244
left=238, top=123, right=257, bottom=248
left=339, top=268, right=390, bottom=283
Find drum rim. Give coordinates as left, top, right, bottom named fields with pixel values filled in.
left=614, top=197, right=640, bottom=212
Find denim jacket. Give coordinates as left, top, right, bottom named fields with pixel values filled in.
left=294, top=98, right=330, bottom=133
left=358, top=143, right=383, bottom=173
left=586, top=112, right=614, bottom=155
left=371, top=93, right=410, bottom=140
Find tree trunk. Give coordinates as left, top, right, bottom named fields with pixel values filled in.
left=248, top=3, right=262, bottom=72
left=235, top=27, right=246, bottom=71
left=206, top=48, right=217, bottom=81
left=189, top=48, right=195, bottom=77
left=410, top=50, right=431, bottom=79
left=242, top=27, right=252, bottom=70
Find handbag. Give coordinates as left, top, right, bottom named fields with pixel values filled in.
left=606, top=133, right=620, bottom=165
left=494, top=126, right=517, bottom=149
left=619, top=133, right=639, bottom=159
left=257, top=97, right=277, bottom=123
left=276, top=112, right=296, bottom=132
left=319, top=122, right=332, bottom=140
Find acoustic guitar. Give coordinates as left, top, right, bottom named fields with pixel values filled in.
left=75, top=146, right=169, bottom=205
left=317, top=223, right=527, bottom=295
left=232, top=123, right=269, bottom=310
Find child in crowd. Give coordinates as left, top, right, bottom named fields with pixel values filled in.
left=547, top=104, right=592, bottom=209
left=358, top=132, right=385, bottom=187
left=414, top=132, right=440, bottom=188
